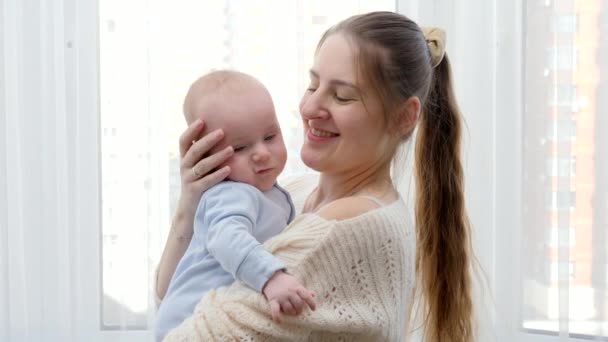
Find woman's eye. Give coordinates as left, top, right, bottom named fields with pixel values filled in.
left=264, top=135, right=275, bottom=141
left=334, top=94, right=352, bottom=102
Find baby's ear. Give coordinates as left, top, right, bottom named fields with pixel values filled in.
left=315, top=197, right=381, bottom=221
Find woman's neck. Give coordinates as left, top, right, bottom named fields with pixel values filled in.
left=304, top=165, right=396, bottom=213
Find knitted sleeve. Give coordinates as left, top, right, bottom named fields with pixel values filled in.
left=163, top=209, right=413, bottom=342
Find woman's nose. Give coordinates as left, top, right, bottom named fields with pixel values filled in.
left=300, top=92, right=330, bottom=120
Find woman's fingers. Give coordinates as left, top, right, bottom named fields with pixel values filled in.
left=181, top=128, right=226, bottom=170
left=179, top=119, right=205, bottom=157
left=194, top=166, right=230, bottom=190
left=188, top=145, right=233, bottom=182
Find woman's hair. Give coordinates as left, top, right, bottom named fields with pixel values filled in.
left=319, top=12, right=474, bottom=341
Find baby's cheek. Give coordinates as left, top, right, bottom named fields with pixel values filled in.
left=274, top=143, right=288, bottom=167
left=223, top=157, right=247, bottom=182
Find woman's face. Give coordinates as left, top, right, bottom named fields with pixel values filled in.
left=299, top=33, right=392, bottom=175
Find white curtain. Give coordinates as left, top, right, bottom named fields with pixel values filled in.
left=2, top=0, right=606, bottom=341
left=0, top=0, right=102, bottom=341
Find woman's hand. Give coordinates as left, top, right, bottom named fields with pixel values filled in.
left=156, top=119, right=233, bottom=301
left=177, top=119, right=234, bottom=217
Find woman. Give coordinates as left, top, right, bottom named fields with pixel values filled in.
left=156, top=11, right=474, bottom=341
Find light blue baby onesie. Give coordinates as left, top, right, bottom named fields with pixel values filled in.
left=155, top=181, right=295, bottom=341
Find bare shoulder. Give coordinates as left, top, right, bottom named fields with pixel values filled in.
left=316, top=197, right=382, bottom=221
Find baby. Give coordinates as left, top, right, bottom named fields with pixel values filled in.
left=155, top=70, right=315, bottom=341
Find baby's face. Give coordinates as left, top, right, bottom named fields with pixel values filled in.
left=191, top=89, right=287, bottom=192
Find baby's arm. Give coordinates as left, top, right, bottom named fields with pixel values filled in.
left=200, top=183, right=315, bottom=319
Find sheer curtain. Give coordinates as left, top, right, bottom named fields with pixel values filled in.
left=0, top=0, right=101, bottom=341
left=2, top=0, right=606, bottom=341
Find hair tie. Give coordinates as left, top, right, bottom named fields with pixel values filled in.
left=421, top=27, right=446, bottom=68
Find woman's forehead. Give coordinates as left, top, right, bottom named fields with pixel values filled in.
left=313, top=34, right=359, bottom=82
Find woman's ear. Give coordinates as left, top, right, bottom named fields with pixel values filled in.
left=398, top=96, right=420, bottom=136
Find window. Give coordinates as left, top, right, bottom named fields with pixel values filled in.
left=548, top=84, right=577, bottom=107
left=550, top=261, right=575, bottom=281
left=546, top=46, right=578, bottom=70
left=548, top=227, right=576, bottom=248
left=546, top=191, right=576, bottom=209
left=546, top=118, right=577, bottom=141
left=98, top=0, right=396, bottom=331
left=522, top=0, right=607, bottom=339
left=551, top=14, right=578, bottom=33
left=546, top=157, right=576, bottom=177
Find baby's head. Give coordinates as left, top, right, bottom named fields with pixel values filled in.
left=183, top=70, right=287, bottom=192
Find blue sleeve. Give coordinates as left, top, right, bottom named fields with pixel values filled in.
left=195, top=183, right=286, bottom=293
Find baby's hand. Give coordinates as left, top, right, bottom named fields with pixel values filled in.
left=262, top=271, right=316, bottom=323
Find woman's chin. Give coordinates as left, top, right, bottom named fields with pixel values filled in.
left=300, top=149, right=324, bottom=171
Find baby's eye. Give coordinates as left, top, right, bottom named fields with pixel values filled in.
left=233, top=145, right=247, bottom=152
left=264, top=134, right=275, bottom=141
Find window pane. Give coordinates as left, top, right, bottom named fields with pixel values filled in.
left=98, top=0, right=396, bottom=330
left=551, top=14, right=578, bottom=33
left=546, top=47, right=578, bottom=70
left=522, top=0, right=608, bottom=337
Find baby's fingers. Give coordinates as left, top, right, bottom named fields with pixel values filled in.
left=280, top=299, right=296, bottom=316
left=288, top=292, right=305, bottom=315
left=296, top=288, right=317, bottom=311
left=270, top=300, right=282, bottom=324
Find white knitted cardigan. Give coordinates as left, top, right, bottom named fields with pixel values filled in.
left=163, top=174, right=416, bottom=341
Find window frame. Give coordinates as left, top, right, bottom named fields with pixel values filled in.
left=77, top=0, right=152, bottom=340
